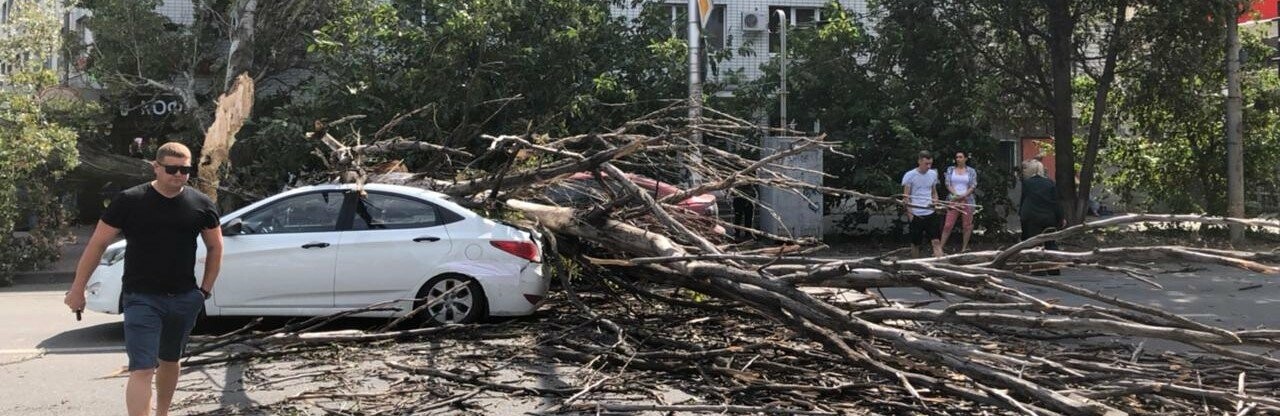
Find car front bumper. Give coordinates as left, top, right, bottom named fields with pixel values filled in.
left=85, top=264, right=124, bottom=315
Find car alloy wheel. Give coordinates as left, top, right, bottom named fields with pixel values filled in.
left=420, top=275, right=485, bottom=325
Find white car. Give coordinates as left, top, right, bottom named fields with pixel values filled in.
left=85, top=183, right=548, bottom=325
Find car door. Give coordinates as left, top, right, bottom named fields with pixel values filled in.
left=334, top=191, right=455, bottom=309
left=214, top=190, right=344, bottom=309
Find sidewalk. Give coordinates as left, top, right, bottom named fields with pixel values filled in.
left=11, top=224, right=94, bottom=285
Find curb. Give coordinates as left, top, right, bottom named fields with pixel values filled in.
left=10, top=271, right=75, bottom=285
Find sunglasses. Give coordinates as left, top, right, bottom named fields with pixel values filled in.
left=159, top=164, right=193, bottom=175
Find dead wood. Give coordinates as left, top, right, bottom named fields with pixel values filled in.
left=196, top=73, right=255, bottom=203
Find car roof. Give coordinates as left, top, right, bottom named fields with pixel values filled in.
left=278, top=183, right=449, bottom=200
left=242, top=183, right=475, bottom=219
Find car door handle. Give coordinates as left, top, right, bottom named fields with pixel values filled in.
left=301, top=242, right=331, bottom=249
left=413, top=237, right=441, bottom=243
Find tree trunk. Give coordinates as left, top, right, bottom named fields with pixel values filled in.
left=198, top=0, right=257, bottom=204
left=1047, top=0, right=1080, bottom=224
left=1077, top=1, right=1128, bottom=221
left=1226, top=7, right=1245, bottom=243
left=224, top=0, right=256, bottom=90
left=196, top=75, right=255, bottom=203
left=73, top=145, right=153, bottom=185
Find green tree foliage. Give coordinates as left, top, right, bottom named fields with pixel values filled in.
left=1101, top=10, right=1280, bottom=215
left=72, top=0, right=336, bottom=207
left=72, top=0, right=736, bottom=203
left=234, top=0, right=714, bottom=195
left=304, top=0, right=686, bottom=136
left=731, top=1, right=1016, bottom=235
left=76, top=0, right=203, bottom=136
left=0, top=0, right=84, bottom=284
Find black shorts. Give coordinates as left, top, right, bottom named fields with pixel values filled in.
left=908, top=213, right=941, bottom=245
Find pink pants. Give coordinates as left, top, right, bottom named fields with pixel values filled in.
left=942, top=205, right=974, bottom=239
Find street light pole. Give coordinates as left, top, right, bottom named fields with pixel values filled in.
left=776, top=9, right=787, bottom=132
left=1226, top=9, right=1244, bottom=244
left=687, top=0, right=703, bottom=184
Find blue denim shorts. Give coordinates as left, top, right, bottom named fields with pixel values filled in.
left=122, top=289, right=205, bottom=371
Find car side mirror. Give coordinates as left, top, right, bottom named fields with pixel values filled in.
left=222, top=218, right=244, bottom=235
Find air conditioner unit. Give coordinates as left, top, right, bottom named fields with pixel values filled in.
left=742, top=11, right=767, bottom=32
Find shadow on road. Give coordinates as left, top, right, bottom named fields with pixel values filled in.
left=35, top=322, right=124, bottom=352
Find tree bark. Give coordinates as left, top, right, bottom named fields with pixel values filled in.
left=197, top=0, right=257, bottom=204
left=224, top=0, right=257, bottom=90
left=1077, top=1, right=1127, bottom=222
left=72, top=144, right=152, bottom=185
left=1046, top=0, right=1080, bottom=224
left=196, top=74, right=255, bottom=203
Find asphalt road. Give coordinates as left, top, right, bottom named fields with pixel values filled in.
left=2, top=262, right=1277, bottom=415
left=0, top=283, right=131, bottom=416
left=0, top=283, right=310, bottom=416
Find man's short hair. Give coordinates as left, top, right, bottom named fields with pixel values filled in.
left=917, top=150, right=933, bottom=160
left=156, top=142, right=192, bottom=161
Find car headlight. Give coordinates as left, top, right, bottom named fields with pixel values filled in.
left=102, top=247, right=126, bottom=266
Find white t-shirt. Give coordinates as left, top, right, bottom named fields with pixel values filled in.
left=948, top=168, right=971, bottom=196
left=902, top=168, right=938, bottom=216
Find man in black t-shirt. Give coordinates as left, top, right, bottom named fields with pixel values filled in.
left=65, top=142, right=223, bottom=416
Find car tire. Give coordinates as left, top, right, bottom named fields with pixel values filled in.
left=191, top=310, right=214, bottom=334
left=413, top=274, right=488, bottom=326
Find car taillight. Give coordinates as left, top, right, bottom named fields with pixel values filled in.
left=490, top=241, right=540, bottom=262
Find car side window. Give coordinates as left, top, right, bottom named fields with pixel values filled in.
left=240, top=191, right=344, bottom=234
left=351, top=193, right=442, bottom=230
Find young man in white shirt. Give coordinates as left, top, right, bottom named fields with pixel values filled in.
left=902, top=151, right=943, bottom=257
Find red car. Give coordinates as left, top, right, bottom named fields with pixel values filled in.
left=549, top=172, right=719, bottom=217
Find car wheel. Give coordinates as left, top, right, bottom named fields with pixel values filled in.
left=414, top=274, right=487, bottom=326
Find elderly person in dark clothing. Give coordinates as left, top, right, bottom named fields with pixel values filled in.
left=1019, top=159, right=1064, bottom=251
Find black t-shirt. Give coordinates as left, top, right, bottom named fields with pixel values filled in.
left=101, top=183, right=220, bottom=294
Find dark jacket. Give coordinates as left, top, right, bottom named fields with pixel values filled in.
left=1019, top=176, right=1062, bottom=224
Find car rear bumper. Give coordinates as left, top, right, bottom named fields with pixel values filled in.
left=469, top=261, right=548, bottom=317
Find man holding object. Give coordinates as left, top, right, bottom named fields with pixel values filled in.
left=902, top=151, right=944, bottom=257
left=64, top=142, right=223, bottom=416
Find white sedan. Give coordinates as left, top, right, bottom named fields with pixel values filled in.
left=85, top=183, right=548, bottom=325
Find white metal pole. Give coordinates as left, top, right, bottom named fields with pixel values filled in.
left=776, top=9, right=787, bottom=132
left=688, top=0, right=703, bottom=184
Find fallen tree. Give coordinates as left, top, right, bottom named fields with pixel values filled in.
left=184, top=104, right=1280, bottom=415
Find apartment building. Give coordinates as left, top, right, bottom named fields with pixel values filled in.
left=612, top=1, right=869, bottom=85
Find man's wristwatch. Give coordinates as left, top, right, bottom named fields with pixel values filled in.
left=199, top=288, right=212, bottom=299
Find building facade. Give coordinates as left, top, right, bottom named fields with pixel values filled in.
left=611, top=0, right=868, bottom=86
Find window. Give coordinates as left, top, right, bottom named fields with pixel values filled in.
left=666, top=3, right=727, bottom=51
left=240, top=191, right=344, bottom=234
left=999, top=141, right=1017, bottom=172
left=352, top=193, right=443, bottom=230
left=769, top=6, right=819, bottom=54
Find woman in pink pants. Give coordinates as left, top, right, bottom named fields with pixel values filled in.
left=941, top=152, right=977, bottom=252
